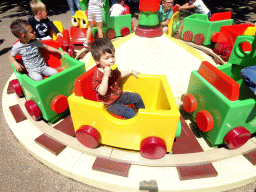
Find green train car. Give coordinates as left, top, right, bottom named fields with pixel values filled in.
left=182, top=35, right=256, bottom=149
left=11, top=40, right=85, bottom=123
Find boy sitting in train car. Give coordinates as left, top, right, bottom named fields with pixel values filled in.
left=158, top=0, right=174, bottom=34
left=89, top=38, right=145, bottom=119
left=9, top=19, right=68, bottom=81
left=177, top=0, right=211, bottom=19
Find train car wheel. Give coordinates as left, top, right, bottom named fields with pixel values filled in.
left=222, top=47, right=232, bottom=61
left=106, top=29, right=116, bottom=40
left=11, top=79, right=24, bottom=97
left=211, top=32, right=219, bottom=43
left=120, top=27, right=130, bottom=37
left=51, top=95, right=69, bottom=113
left=183, top=31, right=193, bottom=42
left=194, top=34, right=204, bottom=45
left=214, top=42, right=226, bottom=55
left=196, top=110, right=214, bottom=132
left=224, top=127, right=251, bottom=149
left=76, top=125, right=101, bottom=148
left=183, top=94, right=197, bottom=113
left=25, top=100, right=42, bottom=121
left=140, top=137, right=167, bottom=159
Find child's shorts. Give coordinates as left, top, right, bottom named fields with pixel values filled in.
left=88, top=6, right=103, bottom=23
left=28, top=66, right=58, bottom=81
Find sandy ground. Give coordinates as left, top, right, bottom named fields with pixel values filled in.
left=0, top=4, right=256, bottom=192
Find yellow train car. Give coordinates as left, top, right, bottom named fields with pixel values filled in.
left=68, top=66, right=181, bottom=159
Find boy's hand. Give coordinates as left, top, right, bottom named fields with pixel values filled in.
left=132, top=70, right=140, bottom=78
left=104, top=66, right=112, bottom=77
left=57, top=33, right=63, bottom=37
left=15, top=64, right=24, bottom=72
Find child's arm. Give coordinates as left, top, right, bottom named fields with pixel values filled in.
left=97, top=66, right=112, bottom=96
left=177, top=2, right=195, bottom=10
left=9, top=54, right=24, bottom=72
left=161, top=19, right=171, bottom=26
left=43, top=45, right=68, bottom=57
left=46, top=18, right=63, bottom=37
left=121, top=70, right=140, bottom=78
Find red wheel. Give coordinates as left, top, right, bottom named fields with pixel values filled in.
left=183, top=94, right=197, bottom=113
left=140, top=137, right=167, bottom=159
left=51, top=95, right=69, bottom=113
left=222, top=47, right=232, bottom=61
left=196, top=110, right=214, bottom=132
left=211, top=32, right=219, bottom=43
left=11, top=79, right=24, bottom=97
left=106, top=29, right=116, bottom=40
left=183, top=31, right=193, bottom=42
left=194, top=34, right=204, bottom=45
left=25, top=100, right=42, bottom=121
left=76, top=125, right=101, bottom=148
left=224, top=127, right=251, bottom=149
left=120, top=27, right=130, bottom=37
left=214, top=42, right=226, bottom=55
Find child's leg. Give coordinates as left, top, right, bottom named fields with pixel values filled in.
left=120, top=92, right=145, bottom=111
left=96, top=22, right=104, bottom=38
left=74, top=0, right=81, bottom=10
left=162, top=26, right=168, bottom=34
left=86, top=21, right=94, bottom=44
left=107, top=103, right=137, bottom=119
left=241, top=66, right=256, bottom=94
left=42, top=66, right=58, bottom=77
left=28, top=71, right=44, bottom=81
left=67, top=0, right=75, bottom=16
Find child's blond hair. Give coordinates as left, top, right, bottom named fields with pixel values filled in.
left=30, top=0, right=46, bottom=15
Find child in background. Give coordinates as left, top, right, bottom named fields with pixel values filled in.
left=85, top=0, right=105, bottom=47
left=176, top=0, right=211, bottom=19
left=158, top=0, right=174, bottom=34
left=9, top=19, right=68, bottom=81
left=110, top=0, right=125, bottom=17
left=67, top=0, right=81, bottom=16
left=28, top=0, right=62, bottom=40
left=90, top=38, right=145, bottom=119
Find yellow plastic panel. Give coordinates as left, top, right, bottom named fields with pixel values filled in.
left=68, top=74, right=180, bottom=152
left=243, top=23, right=256, bottom=36
left=168, top=11, right=180, bottom=37
left=52, top=21, right=64, bottom=40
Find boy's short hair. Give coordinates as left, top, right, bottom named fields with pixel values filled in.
left=10, top=19, right=29, bottom=38
left=30, top=0, right=46, bottom=15
left=89, top=38, right=115, bottom=61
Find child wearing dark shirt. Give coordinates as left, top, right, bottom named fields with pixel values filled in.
left=29, top=0, right=62, bottom=40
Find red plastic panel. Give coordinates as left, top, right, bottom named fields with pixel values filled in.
left=196, top=110, right=214, bottom=132
left=70, top=26, right=87, bottom=44
left=40, top=40, right=63, bottom=71
left=74, top=65, right=97, bottom=101
left=76, top=125, right=101, bottom=148
left=198, top=61, right=240, bottom=101
left=139, top=0, right=160, bottom=12
left=209, top=11, right=231, bottom=22
left=121, top=4, right=130, bottom=15
left=172, top=5, right=179, bottom=14
left=224, top=126, right=251, bottom=149
left=140, top=137, right=167, bottom=159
